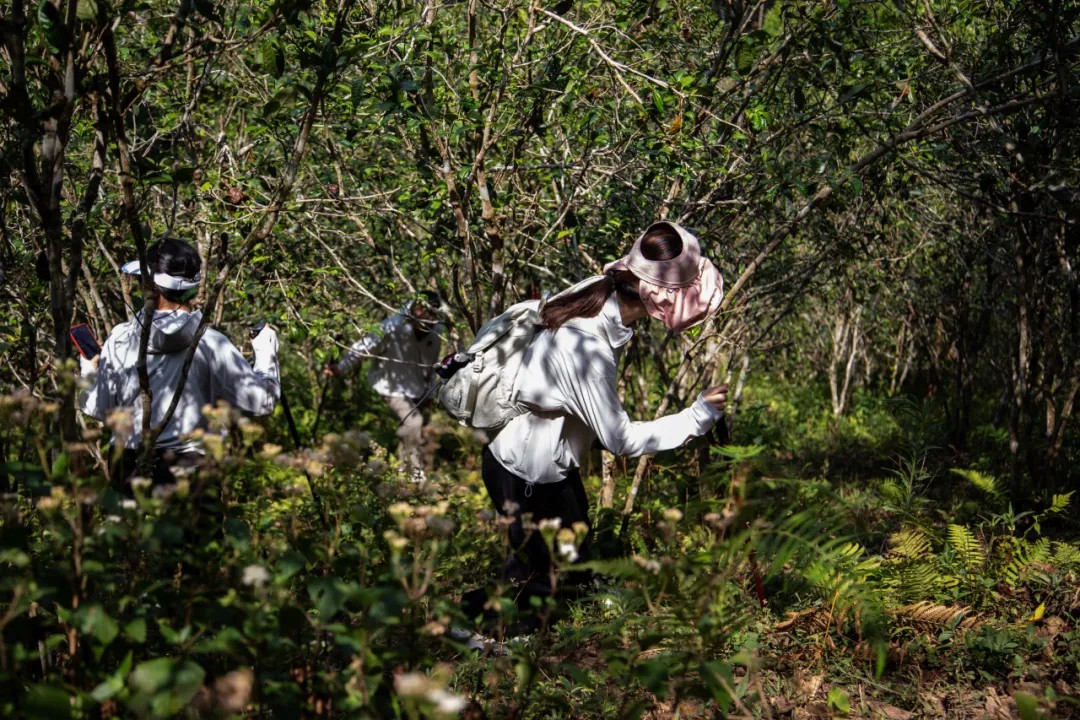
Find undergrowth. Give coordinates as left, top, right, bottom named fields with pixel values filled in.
left=0, top=384, right=1078, bottom=719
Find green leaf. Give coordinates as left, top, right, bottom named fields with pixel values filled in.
left=1048, top=492, right=1072, bottom=514
left=947, top=524, right=984, bottom=572
left=1015, top=691, right=1043, bottom=720
left=277, top=550, right=307, bottom=580
left=123, top=618, right=147, bottom=643
left=734, top=44, right=755, bottom=74
left=839, top=82, right=870, bottom=104
left=260, top=40, right=286, bottom=78
left=79, top=604, right=119, bottom=647
left=24, top=685, right=72, bottom=720
left=951, top=468, right=1004, bottom=501
left=51, top=451, right=70, bottom=480
left=91, top=652, right=132, bottom=702
left=171, top=167, right=196, bottom=183
left=700, top=660, right=734, bottom=710
left=76, top=0, right=97, bottom=21
left=635, top=658, right=670, bottom=695
left=129, top=658, right=206, bottom=717
left=307, top=577, right=359, bottom=620
left=37, top=1, right=66, bottom=51
left=828, top=687, right=851, bottom=714
left=191, top=626, right=247, bottom=654
left=263, top=87, right=298, bottom=118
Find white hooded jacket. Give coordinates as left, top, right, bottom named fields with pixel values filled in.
left=81, top=310, right=279, bottom=452
left=488, top=293, right=721, bottom=484
left=336, top=310, right=443, bottom=399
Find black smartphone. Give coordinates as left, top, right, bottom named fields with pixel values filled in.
left=69, top=323, right=102, bottom=360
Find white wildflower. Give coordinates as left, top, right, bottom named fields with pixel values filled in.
left=241, top=564, right=270, bottom=588
left=557, top=541, right=579, bottom=563
left=430, top=688, right=467, bottom=715
left=393, top=671, right=431, bottom=698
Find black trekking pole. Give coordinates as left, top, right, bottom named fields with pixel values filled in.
left=309, top=373, right=331, bottom=446
left=251, top=321, right=330, bottom=529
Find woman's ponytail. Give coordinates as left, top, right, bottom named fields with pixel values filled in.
left=540, top=270, right=639, bottom=330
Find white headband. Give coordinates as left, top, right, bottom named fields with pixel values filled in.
left=121, top=259, right=200, bottom=291
left=153, top=272, right=201, bottom=291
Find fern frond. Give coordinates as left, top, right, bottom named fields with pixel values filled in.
left=803, top=542, right=881, bottom=614
left=888, top=526, right=933, bottom=560
left=1048, top=492, right=1073, bottom=515
left=773, top=606, right=836, bottom=633
left=883, top=561, right=957, bottom=603
left=1000, top=536, right=1052, bottom=587
left=889, top=600, right=979, bottom=630
left=880, top=479, right=904, bottom=505
left=950, top=468, right=1004, bottom=501
left=575, top=557, right=650, bottom=579
left=947, top=524, right=985, bottom=572
left=1051, top=541, right=1080, bottom=569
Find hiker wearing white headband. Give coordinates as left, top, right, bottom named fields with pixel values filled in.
left=322, top=291, right=445, bottom=483
left=81, top=238, right=281, bottom=486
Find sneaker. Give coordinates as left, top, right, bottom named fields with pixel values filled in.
left=447, top=627, right=531, bottom=656
left=410, top=469, right=427, bottom=484
left=448, top=627, right=502, bottom=654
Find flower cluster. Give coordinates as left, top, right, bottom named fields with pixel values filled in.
left=393, top=666, right=467, bottom=717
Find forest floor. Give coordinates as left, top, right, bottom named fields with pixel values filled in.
left=537, top=580, right=1079, bottom=719
left=425, top=415, right=1080, bottom=720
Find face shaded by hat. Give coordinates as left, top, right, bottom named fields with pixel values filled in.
left=604, top=221, right=723, bottom=331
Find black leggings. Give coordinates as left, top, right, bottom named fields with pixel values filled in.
left=114, top=447, right=201, bottom=490
left=480, top=446, right=593, bottom=605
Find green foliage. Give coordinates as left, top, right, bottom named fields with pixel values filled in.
left=952, top=468, right=1005, bottom=503
left=947, top=523, right=986, bottom=573
left=2, top=0, right=1080, bottom=715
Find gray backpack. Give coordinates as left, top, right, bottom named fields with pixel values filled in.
left=436, top=300, right=542, bottom=431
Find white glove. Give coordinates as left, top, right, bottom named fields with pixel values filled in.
left=251, top=325, right=280, bottom=377
left=79, top=355, right=100, bottom=377
left=251, top=325, right=279, bottom=358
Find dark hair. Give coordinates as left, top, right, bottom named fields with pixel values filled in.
left=640, top=224, right=682, bottom=261
left=539, top=224, right=683, bottom=330
left=418, top=290, right=442, bottom=311
left=147, top=237, right=201, bottom=303
left=540, top=271, right=637, bottom=330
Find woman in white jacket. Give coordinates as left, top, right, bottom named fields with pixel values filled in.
left=81, top=238, right=280, bottom=486
left=465, top=220, right=727, bottom=633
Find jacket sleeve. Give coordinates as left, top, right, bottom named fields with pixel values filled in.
left=208, top=336, right=279, bottom=416
left=336, top=317, right=392, bottom=373
left=559, top=356, right=721, bottom=458
left=80, top=339, right=118, bottom=421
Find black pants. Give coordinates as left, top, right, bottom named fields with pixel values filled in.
left=466, top=447, right=593, bottom=627
left=114, top=447, right=201, bottom=490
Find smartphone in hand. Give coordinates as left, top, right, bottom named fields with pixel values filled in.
left=69, top=323, right=102, bottom=360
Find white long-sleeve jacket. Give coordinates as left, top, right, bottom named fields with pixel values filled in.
left=336, top=311, right=443, bottom=399
left=81, top=310, right=279, bottom=452
left=489, top=293, right=721, bottom=484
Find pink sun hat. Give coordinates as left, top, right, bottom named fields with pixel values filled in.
left=603, top=221, right=724, bottom=331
